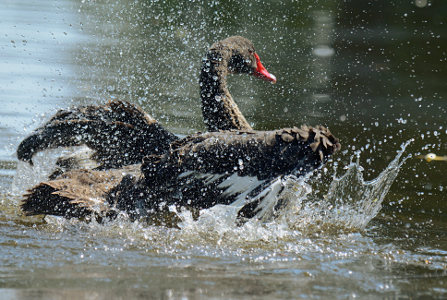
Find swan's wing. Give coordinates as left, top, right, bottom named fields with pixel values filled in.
left=19, top=126, right=340, bottom=224
left=17, top=100, right=177, bottom=169
left=235, top=175, right=311, bottom=224
left=136, top=126, right=339, bottom=221
left=170, top=172, right=266, bottom=209
left=168, top=172, right=310, bottom=225
left=21, top=165, right=141, bottom=219
left=142, top=126, right=340, bottom=183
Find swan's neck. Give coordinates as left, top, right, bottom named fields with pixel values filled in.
left=200, top=51, right=252, bottom=131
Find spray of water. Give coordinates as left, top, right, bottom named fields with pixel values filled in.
left=279, top=139, right=410, bottom=233
left=12, top=141, right=411, bottom=249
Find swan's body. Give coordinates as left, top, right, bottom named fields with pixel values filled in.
left=17, top=36, right=340, bottom=225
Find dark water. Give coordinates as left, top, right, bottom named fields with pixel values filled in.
left=1, top=0, right=447, bottom=298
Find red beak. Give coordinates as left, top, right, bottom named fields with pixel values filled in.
left=253, top=53, right=276, bottom=83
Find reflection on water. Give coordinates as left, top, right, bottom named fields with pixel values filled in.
left=1, top=0, right=447, bottom=299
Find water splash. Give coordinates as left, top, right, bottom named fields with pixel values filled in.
left=272, top=140, right=411, bottom=232
left=29, top=140, right=441, bottom=279
left=13, top=141, right=410, bottom=247
left=11, top=145, right=94, bottom=197
left=174, top=140, right=411, bottom=240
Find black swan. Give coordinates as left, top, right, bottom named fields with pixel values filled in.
left=17, top=36, right=340, bottom=225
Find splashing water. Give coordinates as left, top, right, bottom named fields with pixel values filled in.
left=13, top=141, right=410, bottom=248
left=277, top=141, right=410, bottom=233
left=11, top=145, right=96, bottom=197
left=315, top=140, right=410, bottom=229
left=8, top=138, right=446, bottom=293
left=162, top=140, right=411, bottom=245
left=16, top=139, right=433, bottom=282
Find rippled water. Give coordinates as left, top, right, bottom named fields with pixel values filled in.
left=1, top=0, right=446, bottom=299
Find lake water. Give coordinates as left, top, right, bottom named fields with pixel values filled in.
left=1, top=0, right=446, bottom=298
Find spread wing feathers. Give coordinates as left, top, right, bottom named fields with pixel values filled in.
left=106, top=169, right=268, bottom=224
left=236, top=175, right=297, bottom=224
left=142, top=125, right=340, bottom=183
left=19, top=125, right=340, bottom=224
left=17, top=100, right=178, bottom=169
left=21, top=165, right=141, bottom=219
left=127, top=125, right=340, bottom=220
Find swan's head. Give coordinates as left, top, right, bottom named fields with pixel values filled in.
left=211, top=36, right=277, bottom=83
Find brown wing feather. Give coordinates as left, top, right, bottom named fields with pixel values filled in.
left=21, top=165, right=141, bottom=218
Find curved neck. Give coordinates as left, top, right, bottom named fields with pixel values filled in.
left=200, top=50, right=252, bottom=131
